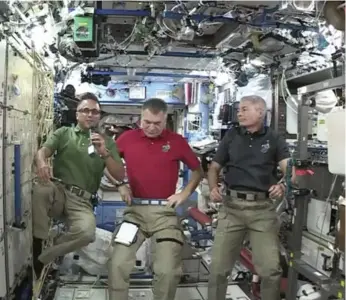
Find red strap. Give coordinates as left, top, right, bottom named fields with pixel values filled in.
left=296, top=169, right=314, bottom=176
left=188, top=207, right=212, bottom=226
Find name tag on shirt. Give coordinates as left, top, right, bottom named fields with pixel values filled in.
left=88, top=145, right=95, bottom=155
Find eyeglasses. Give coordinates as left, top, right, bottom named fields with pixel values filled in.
left=78, top=108, right=101, bottom=116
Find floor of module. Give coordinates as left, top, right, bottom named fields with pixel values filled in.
left=54, top=283, right=251, bottom=300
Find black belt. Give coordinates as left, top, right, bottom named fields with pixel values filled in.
left=51, top=178, right=93, bottom=201
left=64, top=184, right=100, bottom=207
left=226, top=189, right=268, bottom=201
left=64, top=184, right=92, bottom=200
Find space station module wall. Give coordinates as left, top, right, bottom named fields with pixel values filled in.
left=0, top=39, right=50, bottom=298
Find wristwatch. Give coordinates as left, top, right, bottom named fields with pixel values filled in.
left=116, top=181, right=128, bottom=188
left=279, top=181, right=287, bottom=188
left=100, top=149, right=111, bottom=159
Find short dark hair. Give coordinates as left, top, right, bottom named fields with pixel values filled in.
left=76, top=92, right=100, bottom=108
left=142, top=98, right=168, bottom=114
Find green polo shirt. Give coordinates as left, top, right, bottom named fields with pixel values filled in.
left=43, top=125, right=122, bottom=194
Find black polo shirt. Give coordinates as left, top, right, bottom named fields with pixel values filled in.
left=213, top=126, right=290, bottom=192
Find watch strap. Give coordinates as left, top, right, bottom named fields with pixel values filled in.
left=116, top=181, right=128, bottom=188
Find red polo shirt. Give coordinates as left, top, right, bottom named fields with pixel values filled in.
left=116, top=129, right=200, bottom=199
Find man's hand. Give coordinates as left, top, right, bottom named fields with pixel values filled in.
left=36, top=162, right=52, bottom=182
left=167, top=192, right=188, bottom=208
left=268, top=184, right=285, bottom=199
left=91, top=133, right=108, bottom=156
left=118, top=185, right=132, bottom=205
left=210, top=186, right=223, bottom=202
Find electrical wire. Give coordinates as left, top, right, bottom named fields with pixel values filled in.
left=108, top=22, right=138, bottom=52
left=280, top=71, right=298, bottom=114
left=314, top=0, right=327, bottom=21
left=315, top=175, right=338, bottom=232
left=159, top=19, right=178, bottom=40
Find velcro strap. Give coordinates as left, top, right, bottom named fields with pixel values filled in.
left=229, top=190, right=267, bottom=201
left=132, top=198, right=168, bottom=206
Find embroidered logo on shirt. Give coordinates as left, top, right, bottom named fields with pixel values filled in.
left=261, top=140, right=270, bottom=153
left=162, top=142, right=170, bottom=152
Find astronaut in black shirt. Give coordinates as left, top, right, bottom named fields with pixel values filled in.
left=208, top=95, right=293, bottom=300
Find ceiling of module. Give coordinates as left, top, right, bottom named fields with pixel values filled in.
left=74, top=0, right=343, bottom=83
left=2, top=0, right=343, bottom=84
left=91, top=1, right=228, bottom=81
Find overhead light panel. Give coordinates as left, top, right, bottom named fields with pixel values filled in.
left=291, top=0, right=315, bottom=11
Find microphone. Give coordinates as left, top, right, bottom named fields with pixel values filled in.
left=89, top=125, right=100, bottom=134
left=88, top=126, right=100, bottom=155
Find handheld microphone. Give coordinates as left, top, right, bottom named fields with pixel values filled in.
left=88, top=126, right=99, bottom=155
left=89, top=125, right=100, bottom=134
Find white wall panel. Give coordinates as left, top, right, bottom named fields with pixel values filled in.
left=0, top=34, right=50, bottom=298
left=0, top=39, right=8, bottom=299
left=4, top=45, right=35, bottom=291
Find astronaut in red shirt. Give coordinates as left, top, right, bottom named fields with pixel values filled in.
left=107, top=98, right=203, bottom=300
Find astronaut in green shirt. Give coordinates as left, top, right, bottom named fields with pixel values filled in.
left=32, top=92, right=124, bottom=278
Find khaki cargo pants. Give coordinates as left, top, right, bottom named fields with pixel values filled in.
left=208, top=196, right=282, bottom=300
left=108, top=205, right=184, bottom=300
left=32, top=181, right=96, bottom=264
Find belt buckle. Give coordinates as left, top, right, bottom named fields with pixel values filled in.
left=78, top=189, right=85, bottom=198
left=69, top=186, right=76, bottom=194
left=71, top=186, right=84, bottom=198
left=246, top=194, right=256, bottom=201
